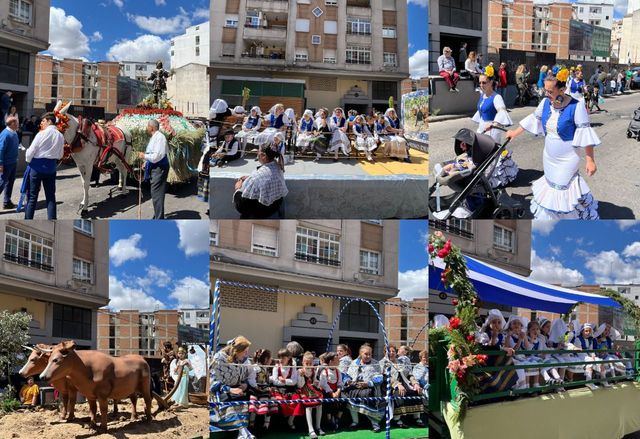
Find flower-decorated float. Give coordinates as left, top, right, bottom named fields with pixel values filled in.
left=112, top=96, right=205, bottom=184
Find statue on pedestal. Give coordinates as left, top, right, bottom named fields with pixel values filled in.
left=147, top=60, right=170, bottom=106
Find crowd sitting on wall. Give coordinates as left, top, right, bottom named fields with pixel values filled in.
left=211, top=337, right=428, bottom=438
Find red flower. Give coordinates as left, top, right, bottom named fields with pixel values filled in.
left=476, top=354, right=488, bottom=365
left=466, top=334, right=475, bottom=342
left=449, top=316, right=461, bottom=330
left=452, top=298, right=458, bottom=306
left=428, top=244, right=434, bottom=253
left=437, top=248, right=449, bottom=258
left=456, top=369, right=466, bottom=379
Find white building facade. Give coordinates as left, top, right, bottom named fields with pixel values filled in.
left=573, top=0, right=615, bottom=29
left=170, top=21, right=210, bottom=69
left=119, top=61, right=157, bottom=82
left=179, top=308, right=210, bottom=331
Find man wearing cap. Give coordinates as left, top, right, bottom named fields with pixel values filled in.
left=438, top=47, right=460, bottom=92
left=0, top=116, right=20, bottom=209
left=211, top=130, right=240, bottom=168
left=138, top=119, right=169, bottom=219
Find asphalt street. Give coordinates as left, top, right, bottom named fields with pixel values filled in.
left=0, top=166, right=208, bottom=220
left=428, top=90, right=640, bottom=219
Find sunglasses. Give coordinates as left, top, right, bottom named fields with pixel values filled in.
left=479, top=81, right=489, bottom=84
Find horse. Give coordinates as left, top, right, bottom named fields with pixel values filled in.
left=52, top=101, right=133, bottom=215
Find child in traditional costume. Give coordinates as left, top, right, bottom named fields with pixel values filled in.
left=270, top=348, right=300, bottom=430
left=353, top=115, right=377, bottom=162
left=296, top=352, right=324, bottom=438
left=236, top=106, right=263, bottom=152
left=296, top=110, right=315, bottom=152
left=247, top=349, right=277, bottom=431
left=318, top=352, right=343, bottom=431
left=329, top=107, right=351, bottom=159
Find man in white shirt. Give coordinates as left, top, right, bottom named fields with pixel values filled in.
left=138, top=119, right=169, bottom=219
left=25, top=112, right=64, bottom=219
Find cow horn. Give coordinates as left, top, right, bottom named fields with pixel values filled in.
left=22, top=345, right=34, bottom=352
left=37, top=346, right=53, bottom=353
left=53, top=100, right=63, bottom=113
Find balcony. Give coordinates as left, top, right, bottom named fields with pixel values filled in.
left=246, top=0, right=289, bottom=14
left=243, top=26, right=287, bottom=41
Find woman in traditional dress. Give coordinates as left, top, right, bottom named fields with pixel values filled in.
left=255, top=103, right=286, bottom=147
left=476, top=309, right=519, bottom=394
left=296, top=110, right=315, bottom=153
left=170, top=346, right=192, bottom=407
left=506, top=66, right=600, bottom=219
left=235, top=106, right=263, bottom=152
left=472, top=66, right=518, bottom=188
left=208, top=99, right=232, bottom=143
left=247, top=349, right=277, bottom=431
left=211, top=336, right=254, bottom=439
left=567, top=68, right=586, bottom=102
left=343, top=344, right=384, bottom=433
left=308, top=108, right=332, bottom=161
left=412, top=350, right=428, bottom=400
left=573, top=323, right=604, bottom=390
left=352, top=115, right=377, bottom=162
left=233, top=141, right=288, bottom=218
left=296, top=352, right=324, bottom=438
left=594, top=323, right=628, bottom=378
left=383, top=108, right=410, bottom=162
left=381, top=346, right=424, bottom=428
left=329, top=107, right=351, bottom=159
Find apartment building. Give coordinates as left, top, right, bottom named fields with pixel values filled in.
left=119, top=61, right=157, bottom=83
left=573, top=0, right=615, bottom=29
left=0, top=220, right=109, bottom=349
left=179, top=307, right=210, bottom=331
left=34, top=54, right=120, bottom=116
left=0, top=0, right=51, bottom=117
left=384, top=297, right=428, bottom=356
left=428, top=219, right=532, bottom=319
left=171, top=22, right=210, bottom=69
left=488, top=0, right=573, bottom=58
left=210, top=220, right=400, bottom=358
left=209, top=0, right=409, bottom=114
left=620, top=9, right=640, bottom=64
left=97, top=309, right=179, bottom=358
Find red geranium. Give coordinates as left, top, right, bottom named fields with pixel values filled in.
left=466, top=334, right=475, bottom=342
left=476, top=354, right=488, bottom=365
left=452, top=298, right=458, bottom=306
left=428, top=244, right=434, bottom=253
left=449, top=316, right=461, bottom=330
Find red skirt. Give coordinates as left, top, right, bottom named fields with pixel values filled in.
left=295, top=383, right=323, bottom=410
left=270, top=388, right=300, bottom=417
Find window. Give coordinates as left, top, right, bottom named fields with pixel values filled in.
left=225, top=18, right=238, bottom=28
left=196, top=36, right=200, bottom=45
left=312, top=7, right=324, bottom=17
left=246, top=11, right=261, bottom=28
left=360, top=250, right=381, bottom=275
left=325, top=0, right=337, bottom=5
left=324, top=20, right=338, bottom=34
left=295, top=227, right=340, bottom=266
left=210, top=221, right=219, bottom=246
left=296, top=19, right=310, bottom=32
left=347, top=17, right=371, bottom=35
left=196, top=47, right=200, bottom=56
left=4, top=226, right=53, bottom=272
left=9, top=0, right=32, bottom=24
left=493, top=225, right=514, bottom=252
left=339, top=300, right=379, bottom=333
left=251, top=225, right=278, bottom=257
left=312, top=35, right=322, bottom=45
left=346, top=46, right=371, bottom=64
left=295, top=52, right=309, bottom=62
left=196, top=311, right=209, bottom=318
left=52, top=304, right=92, bottom=340
left=372, top=81, right=397, bottom=100
left=323, top=49, right=337, bottom=63
left=185, top=312, right=191, bottom=318
left=579, top=7, right=584, bottom=13
left=73, top=219, right=93, bottom=236
left=439, top=0, right=482, bottom=31
left=125, top=65, right=130, bottom=71
left=382, top=27, right=396, bottom=38
left=196, top=26, right=200, bottom=31
left=0, top=47, right=30, bottom=86
left=73, top=258, right=93, bottom=283
left=383, top=52, right=397, bottom=66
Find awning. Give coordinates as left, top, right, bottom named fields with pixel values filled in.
left=429, top=255, right=621, bottom=314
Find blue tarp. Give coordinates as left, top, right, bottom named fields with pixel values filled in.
left=429, top=255, right=621, bottom=314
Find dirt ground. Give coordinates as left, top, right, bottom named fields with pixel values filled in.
left=0, top=400, right=208, bottom=439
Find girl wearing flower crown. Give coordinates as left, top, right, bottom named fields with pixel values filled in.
left=505, top=65, right=600, bottom=220
left=471, top=65, right=518, bottom=187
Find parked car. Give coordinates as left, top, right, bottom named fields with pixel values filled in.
left=631, top=67, right=640, bottom=90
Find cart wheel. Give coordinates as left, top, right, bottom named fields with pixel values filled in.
left=494, top=208, right=512, bottom=219
left=628, top=131, right=633, bottom=139
left=516, top=208, right=526, bottom=218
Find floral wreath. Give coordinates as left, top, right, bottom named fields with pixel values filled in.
left=53, top=107, right=70, bottom=133
left=549, top=65, right=570, bottom=83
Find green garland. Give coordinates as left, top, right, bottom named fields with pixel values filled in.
left=600, top=289, right=640, bottom=335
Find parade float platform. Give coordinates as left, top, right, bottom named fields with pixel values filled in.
left=442, top=382, right=640, bottom=439
left=209, top=151, right=429, bottom=219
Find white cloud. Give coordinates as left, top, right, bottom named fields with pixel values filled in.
left=549, top=245, right=561, bottom=256
left=170, top=276, right=210, bottom=309
left=409, top=49, right=429, bottom=79
left=108, top=275, right=165, bottom=312
left=176, top=220, right=210, bottom=256
left=113, top=0, right=124, bottom=8
left=530, top=250, right=585, bottom=286
left=585, top=250, right=640, bottom=284
left=617, top=220, right=640, bottom=230
left=90, top=31, right=103, bottom=42
left=193, top=8, right=210, bottom=20
left=127, top=9, right=191, bottom=35
left=398, top=267, right=427, bottom=300
left=136, top=265, right=173, bottom=290
left=623, top=242, right=640, bottom=258
left=107, top=35, right=171, bottom=66
left=109, top=233, right=147, bottom=267
left=155, top=0, right=167, bottom=5
left=531, top=220, right=559, bottom=236
left=47, top=7, right=91, bottom=59
left=407, top=0, right=428, bottom=7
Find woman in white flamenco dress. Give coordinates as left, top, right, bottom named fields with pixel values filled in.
left=506, top=68, right=600, bottom=220
left=472, top=70, right=518, bottom=188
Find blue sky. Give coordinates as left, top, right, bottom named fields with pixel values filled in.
left=397, top=220, right=428, bottom=300
left=108, top=220, right=210, bottom=312
left=530, top=220, right=640, bottom=286
left=46, top=1, right=428, bottom=77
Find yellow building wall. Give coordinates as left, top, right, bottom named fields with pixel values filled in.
left=0, top=292, right=46, bottom=330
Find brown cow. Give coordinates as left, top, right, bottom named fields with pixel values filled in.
left=39, top=340, right=165, bottom=432
left=19, top=344, right=120, bottom=421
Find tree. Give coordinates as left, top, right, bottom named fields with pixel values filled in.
left=0, top=311, right=31, bottom=385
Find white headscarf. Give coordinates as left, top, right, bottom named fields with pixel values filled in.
left=580, top=322, right=594, bottom=337
left=385, top=108, right=397, bottom=119
left=273, top=132, right=285, bottom=144
left=331, top=108, right=345, bottom=121
left=433, top=314, right=449, bottom=329
left=506, top=315, right=529, bottom=332
left=593, top=323, right=621, bottom=340
left=250, top=106, right=262, bottom=116
left=209, top=99, right=228, bottom=118
left=284, top=108, right=295, bottom=125
left=232, top=106, right=246, bottom=115
left=548, top=318, right=568, bottom=344
left=302, top=109, right=313, bottom=119
left=481, top=309, right=507, bottom=331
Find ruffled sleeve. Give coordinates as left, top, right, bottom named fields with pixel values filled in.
left=520, top=98, right=546, bottom=135
left=471, top=110, right=482, bottom=124
left=492, top=94, right=512, bottom=127
left=572, top=100, right=601, bottom=147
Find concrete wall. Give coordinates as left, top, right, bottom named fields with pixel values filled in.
left=167, top=63, right=210, bottom=117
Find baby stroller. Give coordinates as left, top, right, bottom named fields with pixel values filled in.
left=429, top=128, right=526, bottom=219
left=627, top=107, right=640, bottom=142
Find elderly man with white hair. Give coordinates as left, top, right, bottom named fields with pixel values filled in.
left=437, top=47, right=460, bottom=92
left=0, top=115, right=19, bottom=209
left=138, top=119, right=169, bottom=219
